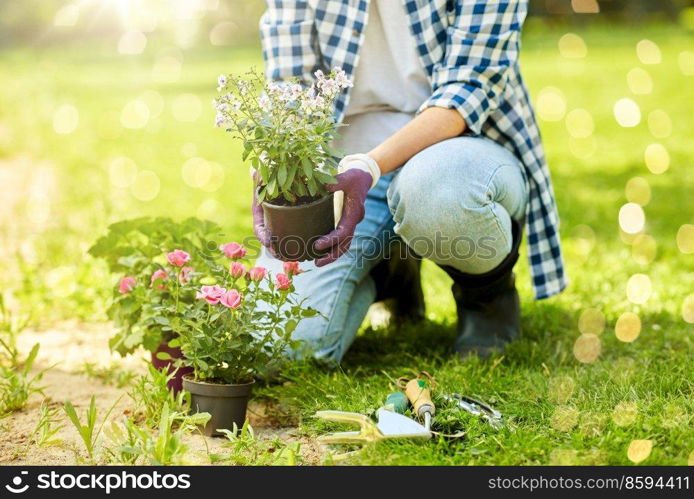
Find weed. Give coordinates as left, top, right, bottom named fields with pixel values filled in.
left=63, top=395, right=122, bottom=462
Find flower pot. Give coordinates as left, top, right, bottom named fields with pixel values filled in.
left=182, top=376, right=254, bottom=437
left=261, top=193, right=335, bottom=261
left=151, top=341, right=194, bottom=394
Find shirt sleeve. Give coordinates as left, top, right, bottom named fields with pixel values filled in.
left=259, top=0, right=321, bottom=84
left=418, top=0, right=527, bottom=135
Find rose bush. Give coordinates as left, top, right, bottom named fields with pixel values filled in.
left=89, top=218, right=316, bottom=383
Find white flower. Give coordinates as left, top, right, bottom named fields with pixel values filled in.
left=217, top=74, right=227, bottom=91
left=259, top=93, right=272, bottom=112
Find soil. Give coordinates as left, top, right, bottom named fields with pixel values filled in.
left=0, top=322, right=323, bottom=465
left=262, top=193, right=326, bottom=207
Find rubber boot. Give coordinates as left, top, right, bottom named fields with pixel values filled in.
left=370, top=243, right=425, bottom=324
left=440, top=218, right=524, bottom=359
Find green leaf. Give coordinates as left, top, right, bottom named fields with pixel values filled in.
left=277, top=164, right=287, bottom=186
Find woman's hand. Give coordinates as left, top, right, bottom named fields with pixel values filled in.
left=313, top=155, right=380, bottom=266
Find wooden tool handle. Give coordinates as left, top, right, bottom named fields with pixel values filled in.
left=405, top=378, right=435, bottom=417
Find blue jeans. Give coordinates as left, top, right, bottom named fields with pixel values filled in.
left=257, top=136, right=528, bottom=363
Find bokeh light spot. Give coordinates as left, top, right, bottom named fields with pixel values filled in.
left=130, top=170, right=160, bottom=201
left=551, top=406, right=579, bottom=431
left=627, top=440, right=652, bottom=464
left=660, top=403, right=687, bottom=429
left=647, top=109, right=672, bottom=138
left=571, top=0, right=600, bottom=14
left=613, top=98, right=641, bottom=127
left=565, top=108, right=593, bottom=138
left=200, top=162, right=225, bottom=192
left=678, top=51, right=694, bottom=75
left=108, top=157, right=138, bottom=188
left=197, top=199, right=223, bottom=221
left=558, top=33, right=587, bottom=59
left=549, top=449, right=578, bottom=465
left=615, top=312, right=641, bottom=342
left=536, top=87, right=566, bottom=122
left=548, top=375, right=575, bottom=404
left=579, top=412, right=607, bottom=437
left=631, top=234, right=657, bottom=265
left=677, top=224, right=694, bottom=254
left=571, top=224, right=596, bottom=256
left=626, top=273, right=652, bottom=304
left=613, top=401, right=638, bottom=427
left=573, top=334, right=601, bottom=363
left=172, top=94, right=202, bottom=122
left=610, top=357, right=636, bottom=385
left=120, top=100, right=150, bottom=129
left=625, top=177, right=651, bottom=206
left=619, top=202, right=645, bottom=234
left=139, top=90, right=164, bottom=118
left=53, top=104, right=79, bottom=134
left=578, top=308, right=605, bottom=336
left=682, top=294, right=694, bottom=324
left=636, top=40, right=662, bottom=65
left=626, top=67, right=653, bottom=95
left=644, top=143, right=670, bottom=174
left=118, top=31, right=147, bottom=55
left=182, top=157, right=211, bottom=188
left=209, top=22, right=237, bottom=46
left=688, top=450, right=694, bottom=466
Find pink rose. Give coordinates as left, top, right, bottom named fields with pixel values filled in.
left=220, top=289, right=242, bottom=309
left=247, top=266, right=267, bottom=282
left=150, top=269, right=169, bottom=290
left=179, top=266, right=194, bottom=284
left=118, top=276, right=136, bottom=294
left=283, top=261, right=303, bottom=276
left=166, top=249, right=191, bottom=267
left=195, top=285, right=226, bottom=304
left=275, top=272, right=291, bottom=291
left=220, top=242, right=247, bottom=259
left=230, top=262, right=247, bottom=279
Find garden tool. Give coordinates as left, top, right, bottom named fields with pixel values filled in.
left=442, top=394, right=503, bottom=429
left=315, top=392, right=431, bottom=452
left=399, top=374, right=436, bottom=431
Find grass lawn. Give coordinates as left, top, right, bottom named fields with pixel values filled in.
left=0, top=24, right=692, bottom=465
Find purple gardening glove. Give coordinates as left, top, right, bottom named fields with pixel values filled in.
left=251, top=176, right=280, bottom=258
left=313, top=168, right=373, bottom=266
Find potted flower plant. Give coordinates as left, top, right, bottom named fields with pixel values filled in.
left=89, top=217, right=224, bottom=392
left=214, top=67, right=352, bottom=261
left=170, top=250, right=315, bottom=436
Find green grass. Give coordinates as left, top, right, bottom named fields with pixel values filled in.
left=0, top=24, right=692, bottom=464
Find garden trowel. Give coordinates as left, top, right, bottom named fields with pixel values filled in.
left=316, top=408, right=431, bottom=445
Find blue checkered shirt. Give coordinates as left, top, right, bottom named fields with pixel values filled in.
left=260, top=0, right=567, bottom=299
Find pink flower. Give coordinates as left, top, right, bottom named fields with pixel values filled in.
left=179, top=266, right=194, bottom=284
left=150, top=269, right=169, bottom=290
left=283, top=261, right=303, bottom=276
left=275, top=273, right=291, bottom=291
left=219, top=289, right=242, bottom=309
left=220, top=242, right=247, bottom=259
left=118, top=276, right=136, bottom=294
left=230, top=262, right=247, bottom=279
left=166, top=249, right=191, bottom=267
left=247, top=266, right=267, bottom=282
left=195, top=285, right=226, bottom=304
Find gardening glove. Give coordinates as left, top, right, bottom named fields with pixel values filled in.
left=313, top=154, right=381, bottom=267
left=250, top=171, right=279, bottom=257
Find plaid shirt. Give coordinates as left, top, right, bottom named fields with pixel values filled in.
left=260, top=0, right=567, bottom=299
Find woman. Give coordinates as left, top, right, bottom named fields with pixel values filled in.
left=253, top=0, right=566, bottom=363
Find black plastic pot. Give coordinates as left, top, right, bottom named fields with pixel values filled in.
left=182, top=376, right=254, bottom=437
left=261, top=193, right=335, bottom=261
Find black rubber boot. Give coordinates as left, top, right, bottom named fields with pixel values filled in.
left=440, top=218, right=524, bottom=359
left=370, top=242, right=425, bottom=324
